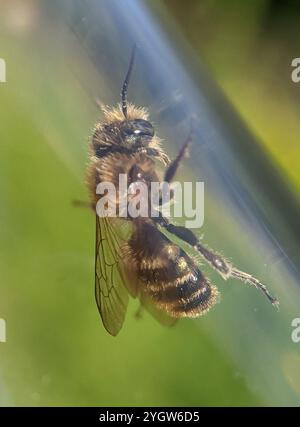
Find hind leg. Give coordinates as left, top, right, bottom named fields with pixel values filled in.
left=155, top=215, right=279, bottom=308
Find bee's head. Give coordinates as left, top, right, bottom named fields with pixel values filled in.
left=119, top=119, right=154, bottom=149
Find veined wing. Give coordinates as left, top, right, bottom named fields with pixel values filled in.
left=95, top=215, right=132, bottom=336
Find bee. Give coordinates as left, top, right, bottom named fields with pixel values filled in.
left=86, top=47, right=278, bottom=336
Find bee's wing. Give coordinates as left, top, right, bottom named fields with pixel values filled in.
left=95, top=215, right=132, bottom=336
left=139, top=291, right=178, bottom=327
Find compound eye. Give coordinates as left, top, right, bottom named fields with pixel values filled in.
left=122, top=119, right=154, bottom=138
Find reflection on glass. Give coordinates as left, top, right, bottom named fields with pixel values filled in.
left=0, top=0, right=299, bottom=406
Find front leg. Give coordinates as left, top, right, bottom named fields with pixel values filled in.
left=156, top=126, right=193, bottom=209
left=164, top=126, right=193, bottom=183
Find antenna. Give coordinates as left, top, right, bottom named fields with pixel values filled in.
left=121, top=45, right=137, bottom=118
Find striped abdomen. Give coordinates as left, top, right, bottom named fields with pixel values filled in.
left=125, top=219, right=219, bottom=318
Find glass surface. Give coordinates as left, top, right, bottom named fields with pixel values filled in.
left=0, top=0, right=299, bottom=406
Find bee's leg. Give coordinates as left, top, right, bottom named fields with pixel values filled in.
left=163, top=129, right=192, bottom=183
left=156, top=127, right=193, bottom=208
left=155, top=215, right=279, bottom=308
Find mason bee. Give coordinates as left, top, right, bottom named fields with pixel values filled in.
left=86, top=47, right=278, bottom=336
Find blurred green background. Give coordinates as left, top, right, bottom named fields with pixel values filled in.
left=0, top=0, right=300, bottom=406
left=164, top=0, right=300, bottom=193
